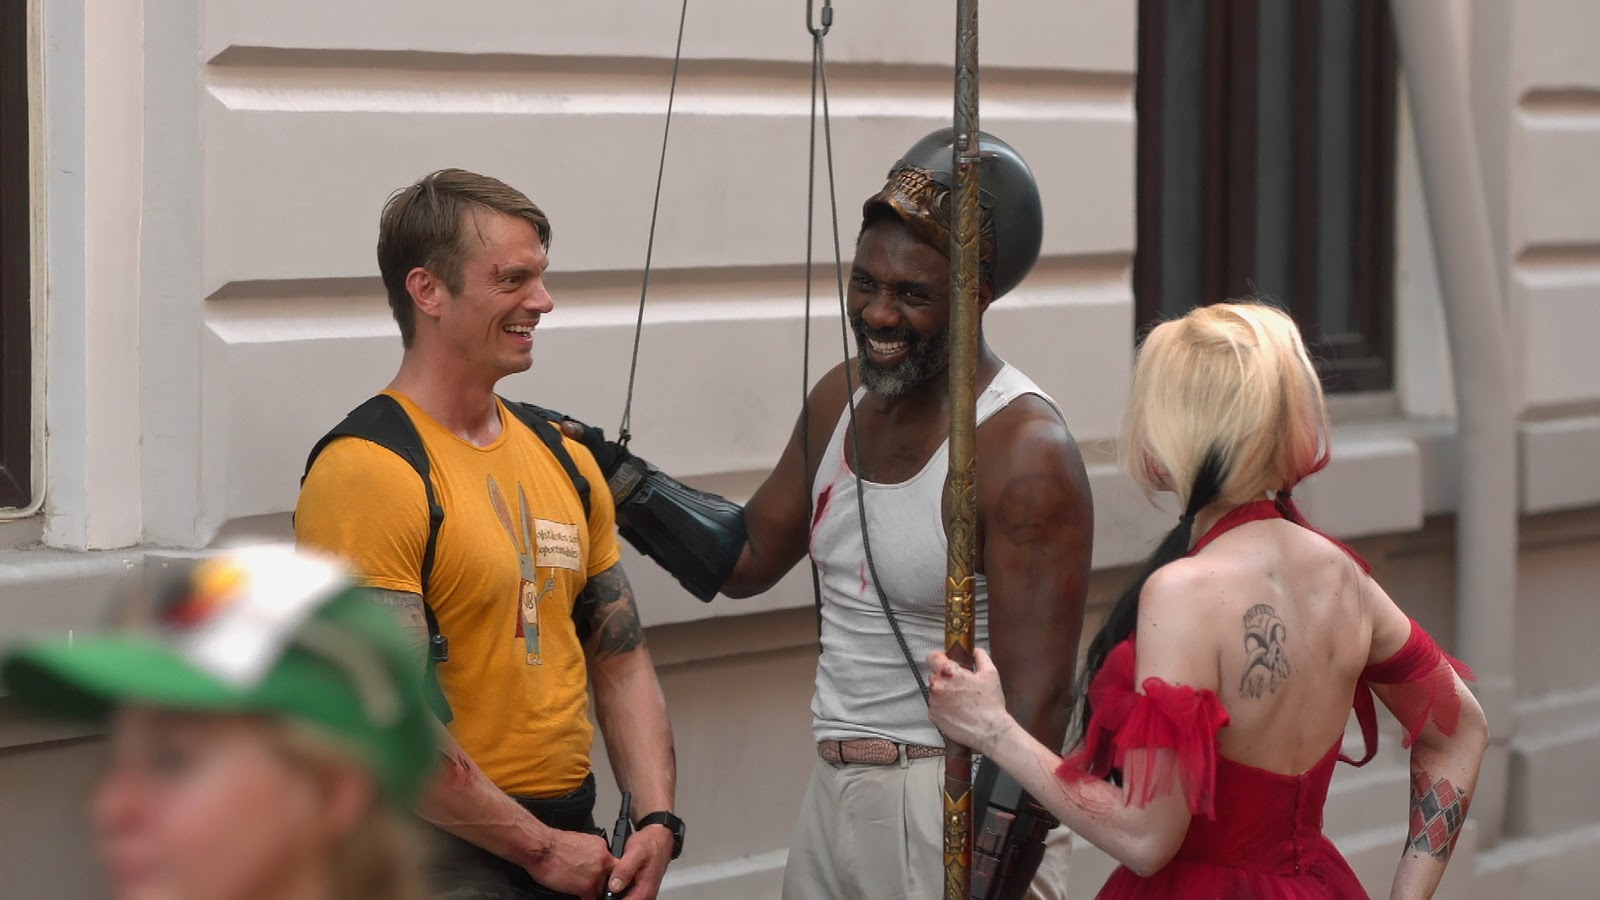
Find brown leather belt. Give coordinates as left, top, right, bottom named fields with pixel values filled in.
left=818, top=738, right=943, bottom=767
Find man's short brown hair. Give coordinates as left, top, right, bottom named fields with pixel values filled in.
left=376, top=169, right=553, bottom=347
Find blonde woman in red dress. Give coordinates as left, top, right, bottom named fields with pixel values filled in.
left=929, top=301, right=1488, bottom=899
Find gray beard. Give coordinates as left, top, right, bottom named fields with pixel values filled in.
left=855, top=325, right=952, bottom=400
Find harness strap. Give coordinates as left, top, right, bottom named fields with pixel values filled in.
left=301, top=394, right=597, bottom=724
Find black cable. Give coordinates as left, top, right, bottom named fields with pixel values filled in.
left=814, top=18, right=931, bottom=707
left=801, top=11, right=829, bottom=638
left=618, top=0, right=691, bottom=447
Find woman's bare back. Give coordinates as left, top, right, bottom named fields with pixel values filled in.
left=1142, top=516, right=1376, bottom=775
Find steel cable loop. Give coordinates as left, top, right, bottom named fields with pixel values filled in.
left=807, top=0, right=833, bottom=36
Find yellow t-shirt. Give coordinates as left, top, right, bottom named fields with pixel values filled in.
left=295, top=391, right=622, bottom=798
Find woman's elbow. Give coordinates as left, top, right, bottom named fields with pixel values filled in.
left=1124, top=850, right=1174, bottom=880
left=1448, top=691, right=1492, bottom=758
left=1121, top=831, right=1182, bottom=878
left=1461, top=701, right=1491, bottom=756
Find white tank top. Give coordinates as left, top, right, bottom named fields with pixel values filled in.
left=808, top=364, right=1064, bottom=746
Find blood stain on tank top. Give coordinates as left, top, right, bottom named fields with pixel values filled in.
left=811, top=484, right=833, bottom=539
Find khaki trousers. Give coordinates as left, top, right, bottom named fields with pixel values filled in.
left=781, top=756, right=1073, bottom=900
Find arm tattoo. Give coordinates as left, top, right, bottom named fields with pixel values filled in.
left=1407, top=769, right=1470, bottom=860
left=370, top=589, right=431, bottom=670
left=573, top=565, right=645, bottom=662
left=1239, top=603, right=1291, bottom=698
left=994, top=473, right=1074, bottom=553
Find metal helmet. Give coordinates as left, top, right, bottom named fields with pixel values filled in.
left=861, top=128, right=1045, bottom=299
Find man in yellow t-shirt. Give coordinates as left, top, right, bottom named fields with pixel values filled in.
left=296, top=169, right=679, bottom=900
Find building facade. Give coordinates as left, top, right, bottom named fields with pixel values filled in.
left=0, top=0, right=1596, bottom=896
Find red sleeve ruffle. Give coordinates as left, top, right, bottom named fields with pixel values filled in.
left=1343, top=619, right=1476, bottom=767
left=1056, top=641, right=1231, bottom=819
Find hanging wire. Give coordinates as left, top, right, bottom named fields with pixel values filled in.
left=800, top=0, right=833, bottom=633
left=803, top=0, right=930, bottom=704
left=618, top=0, right=931, bottom=706
left=618, top=0, right=693, bottom=447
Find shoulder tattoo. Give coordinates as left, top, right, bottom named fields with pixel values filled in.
left=573, top=565, right=645, bottom=662
left=369, top=589, right=431, bottom=668
left=1239, top=603, right=1291, bottom=699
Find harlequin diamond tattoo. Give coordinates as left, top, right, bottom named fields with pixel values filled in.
left=1408, top=770, right=1469, bottom=860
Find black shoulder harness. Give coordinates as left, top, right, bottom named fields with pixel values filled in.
left=301, top=394, right=594, bottom=721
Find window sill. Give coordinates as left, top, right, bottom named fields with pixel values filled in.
left=0, top=514, right=42, bottom=550
left=0, top=548, right=139, bottom=644
left=3, top=415, right=1588, bottom=653
left=1092, top=415, right=1455, bottom=570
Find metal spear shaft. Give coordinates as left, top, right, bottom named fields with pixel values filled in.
left=943, top=0, right=981, bottom=894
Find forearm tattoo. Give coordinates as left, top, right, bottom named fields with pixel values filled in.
left=573, top=565, right=645, bottom=662
left=1407, top=769, right=1470, bottom=860
left=1239, top=603, right=1291, bottom=698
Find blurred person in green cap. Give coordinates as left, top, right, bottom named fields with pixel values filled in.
left=0, top=544, right=437, bottom=900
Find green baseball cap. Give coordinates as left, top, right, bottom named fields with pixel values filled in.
left=0, top=546, right=437, bottom=805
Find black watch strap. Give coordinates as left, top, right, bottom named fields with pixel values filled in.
left=635, top=811, right=685, bottom=859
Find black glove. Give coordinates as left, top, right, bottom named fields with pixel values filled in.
left=554, top=416, right=746, bottom=602
left=606, top=454, right=747, bottom=602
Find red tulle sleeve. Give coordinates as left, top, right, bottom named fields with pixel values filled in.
left=1056, top=641, right=1232, bottom=819
left=1343, top=619, right=1476, bottom=767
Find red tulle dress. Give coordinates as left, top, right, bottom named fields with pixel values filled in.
left=1059, top=499, right=1475, bottom=900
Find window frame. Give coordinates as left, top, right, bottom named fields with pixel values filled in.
left=1134, top=0, right=1399, bottom=394
left=0, top=0, right=31, bottom=508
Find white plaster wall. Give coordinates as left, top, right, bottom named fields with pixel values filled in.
left=35, top=0, right=146, bottom=551
left=8, top=0, right=1600, bottom=896
left=1503, top=0, right=1600, bottom=413
left=194, top=0, right=1139, bottom=576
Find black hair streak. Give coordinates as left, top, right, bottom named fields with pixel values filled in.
left=1071, top=448, right=1228, bottom=749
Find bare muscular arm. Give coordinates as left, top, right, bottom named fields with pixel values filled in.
left=369, top=589, right=613, bottom=898
left=722, top=363, right=853, bottom=599
left=576, top=564, right=676, bottom=830
left=977, top=398, right=1094, bottom=749
left=575, top=564, right=676, bottom=899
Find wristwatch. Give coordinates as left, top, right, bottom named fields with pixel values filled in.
left=636, top=811, right=686, bottom=860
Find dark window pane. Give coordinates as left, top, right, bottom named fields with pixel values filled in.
left=0, top=0, right=30, bottom=507
left=1135, top=0, right=1395, bottom=393
left=1254, top=0, right=1298, bottom=303
left=1315, top=0, right=1357, bottom=336
left=1159, top=0, right=1210, bottom=319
